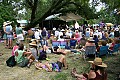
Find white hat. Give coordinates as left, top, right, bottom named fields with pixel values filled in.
left=61, top=29, right=65, bottom=31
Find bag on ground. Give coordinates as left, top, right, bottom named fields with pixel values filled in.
left=6, top=56, right=16, bottom=67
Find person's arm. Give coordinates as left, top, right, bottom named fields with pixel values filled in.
left=88, top=71, right=96, bottom=79
left=23, top=51, right=32, bottom=56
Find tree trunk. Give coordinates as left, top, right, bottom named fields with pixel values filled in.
left=30, top=0, right=38, bottom=22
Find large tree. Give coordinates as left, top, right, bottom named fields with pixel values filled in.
left=25, top=0, right=97, bottom=29
left=0, top=0, right=25, bottom=29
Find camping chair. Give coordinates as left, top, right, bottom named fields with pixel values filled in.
left=109, top=44, right=119, bottom=55
left=83, top=46, right=96, bottom=61
left=70, top=39, right=77, bottom=49
left=60, top=41, right=67, bottom=49
left=97, top=46, right=109, bottom=57
left=52, top=41, right=60, bottom=47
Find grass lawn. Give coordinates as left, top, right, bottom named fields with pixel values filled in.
left=0, top=40, right=120, bottom=80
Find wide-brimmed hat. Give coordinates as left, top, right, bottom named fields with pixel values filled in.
left=88, top=58, right=107, bottom=67
left=88, top=37, right=94, bottom=42
left=29, top=41, right=37, bottom=46
left=3, top=22, right=7, bottom=26
left=6, top=21, right=12, bottom=25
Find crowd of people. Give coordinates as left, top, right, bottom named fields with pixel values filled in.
left=1, top=21, right=120, bottom=80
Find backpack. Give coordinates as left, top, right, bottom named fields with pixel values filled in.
left=6, top=56, right=16, bottom=67
left=38, top=50, right=47, bottom=60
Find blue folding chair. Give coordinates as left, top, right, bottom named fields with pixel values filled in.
left=109, top=44, right=119, bottom=55
left=83, top=46, right=96, bottom=61
left=70, top=39, right=77, bottom=49
left=97, top=46, right=109, bottom=57
left=60, top=41, right=67, bottom=48
left=52, top=41, right=60, bottom=47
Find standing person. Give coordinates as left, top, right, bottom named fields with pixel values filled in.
left=71, top=58, right=107, bottom=80
left=28, top=28, right=34, bottom=39
left=114, top=27, right=119, bottom=39
left=34, top=29, right=40, bottom=40
left=41, top=27, right=47, bottom=39
left=3, top=22, right=7, bottom=48
left=15, top=23, right=24, bottom=44
left=5, top=21, right=13, bottom=49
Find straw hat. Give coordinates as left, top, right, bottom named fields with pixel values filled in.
left=6, top=21, right=12, bottom=25
left=88, top=58, right=107, bottom=67
left=29, top=41, right=37, bottom=46
left=3, top=22, right=7, bottom=26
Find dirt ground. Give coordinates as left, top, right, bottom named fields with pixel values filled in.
left=0, top=42, right=120, bottom=80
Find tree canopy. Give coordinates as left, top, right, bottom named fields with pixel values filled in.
left=0, top=0, right=120, bottom=30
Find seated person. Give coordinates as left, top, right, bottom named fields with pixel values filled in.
left=29, top=41, right=39, bottom=62
left=12, top=41, right=19, bottom=56
left=15, top=43, right=35, bottom=68
left=80, top=37, right=95, bottom=51
left=35, top=55, right=68, bottom=72
left=57, top=35, right=65, bottom=41
left=97, top=40, right=107, bottom=52
left=71, top=58, right=107, bottom=80
left=70, top=35, right=77, bottom=49
left=52, top=46, right=67, bottom=55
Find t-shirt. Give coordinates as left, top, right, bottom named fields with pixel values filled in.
left=15, top=50, right=25, bottom=64
left=6, top=25, right=12, bottom=34
left=16, top=27, right=23, bottom=35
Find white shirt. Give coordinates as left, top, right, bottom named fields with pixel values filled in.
left=34, top=31, right=40, bottom=39
left=55, top=30, right=59, bottom=37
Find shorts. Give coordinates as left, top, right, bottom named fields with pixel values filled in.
left=18, top=58, right=29, bottom=67
left=3, top=33, right=7, bottom=39
left=17, top=34, right=24, bottom=41
left=7, top=34, right=13, bottom=40
left=56, top=61, right=62, bottom=69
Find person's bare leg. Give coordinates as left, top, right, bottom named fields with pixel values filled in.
left=10, top=39, right=12, bottom=48
left=58, top=55, right=67, bottom=68
left=44, top=62, right=52, bottom=72
left=4, top=40, right=6, bottom=47
left=7, top=39, right=10, bottom=48
left=27, top=54, right=35, bottom=61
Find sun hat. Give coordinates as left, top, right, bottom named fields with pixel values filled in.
left=88, top=57, right=107, bottom=67
left=6, top=21, right=12, bottom=25
left=29, top=41, right=37, bottom=46
left=3, top=22, right=7, bottom=26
